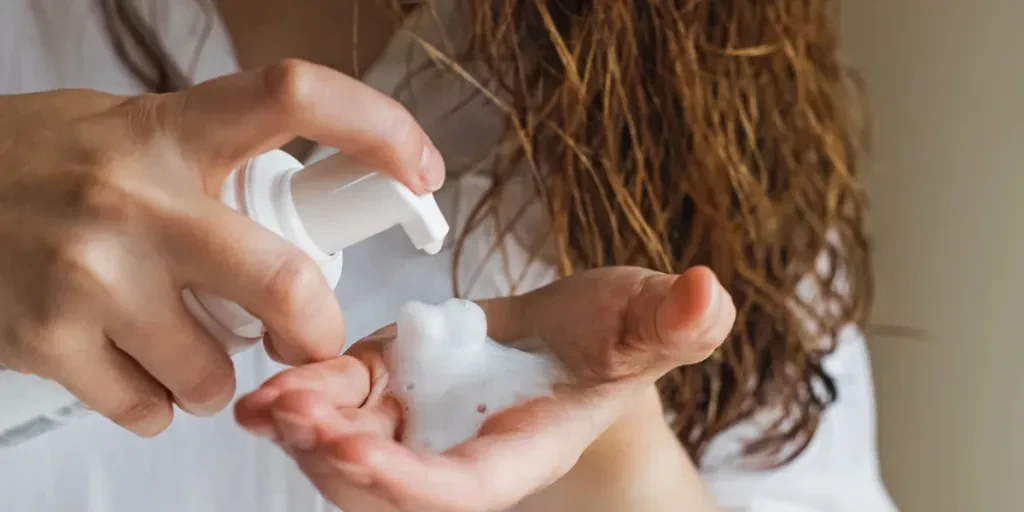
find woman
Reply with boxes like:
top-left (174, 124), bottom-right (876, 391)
top-left (0, 1), bottom-right (894, 511)
top-left (231, 2), bottom-right (893, 510)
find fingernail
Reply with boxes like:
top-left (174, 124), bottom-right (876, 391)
top-left (700, 280), bottom-right (724, 333)
top-left (273, 412), bottom-right (316, 451)
top-left (328, 458), bottom-right (374, 486)
top-left (420, 140), bottom-right (445, 192)
top-left (176, 395), bottom-right (222, 418)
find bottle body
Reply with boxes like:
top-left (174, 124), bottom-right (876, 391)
top-left (0, 368), bottom-right (91, 447)
top-left (182, 150), bottom-right (345, 354)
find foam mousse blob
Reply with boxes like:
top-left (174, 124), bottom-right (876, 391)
top-left (385, 299), bottom-right (568, 452)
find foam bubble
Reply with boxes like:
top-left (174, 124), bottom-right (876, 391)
top-left (385, 299), bottom-right (568, 452)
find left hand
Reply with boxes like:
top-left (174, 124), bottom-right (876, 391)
top-left (235, 266), bottom-right (735, 512)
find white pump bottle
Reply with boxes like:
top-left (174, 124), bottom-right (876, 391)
top-left (0, 149), bottom-right (450, 448)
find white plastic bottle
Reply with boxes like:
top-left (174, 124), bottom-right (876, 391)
top-left (0, 149), bottom-right (450, 448)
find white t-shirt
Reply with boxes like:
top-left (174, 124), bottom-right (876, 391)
top-left (0, 1), bottom-right (896, 511)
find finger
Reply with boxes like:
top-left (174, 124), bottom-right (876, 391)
top-left (167, 201), bottom-right (345, 365)
top-left (270, 391), bottom-right (402, 450)
top-left (107, 294), bottom-right (236, 417)
top-left (322, 383), bottom-right (639, 512)
top-left (262, 331), bottom-right (288, 365)
top-left (264, 355), bottom-right (372, 405)
top-left (40, 330), bottom-right (173, 437)
top-left (235, 355), bottom-right (372, 435)
top-left (625, 266), bottom-right (736, 369)
top-left (168, 59), bottom-right (445, 194)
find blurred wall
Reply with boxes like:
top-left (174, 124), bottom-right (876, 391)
top-left (842, 1), bottom-right (1024, 510)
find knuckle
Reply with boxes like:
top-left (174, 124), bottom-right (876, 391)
top-left (111, 394), bottom-right (172, 437)
top-left (262, 252), bottom-right (324, 319)
top-left (261, 59), bottom-right (317, 114)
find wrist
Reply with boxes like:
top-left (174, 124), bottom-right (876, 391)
top-left (577, 385), bottom-right (673, 469)
top-left (569, 385), bottom-right (722, 512)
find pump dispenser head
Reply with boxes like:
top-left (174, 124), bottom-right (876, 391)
top-left (185, 149), bottom-right (450, 354)
top-left (289, 153), bottom-right (449, 256)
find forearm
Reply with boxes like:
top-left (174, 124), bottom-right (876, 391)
top-left (517, 386), bottom-right (722, 512)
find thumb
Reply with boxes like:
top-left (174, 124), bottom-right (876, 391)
top-left (625, 266), bottom-right (735, 371)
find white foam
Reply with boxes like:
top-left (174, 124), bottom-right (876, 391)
top-left (385, 299), bottom-right (568, 452)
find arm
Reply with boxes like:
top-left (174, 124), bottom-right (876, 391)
top-left (520, 327), bottom-right (897, 512)
top-left (516, 385), bottom-right (721, 512)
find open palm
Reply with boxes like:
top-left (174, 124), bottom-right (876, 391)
top-left (235, 266), bottom-right (735, 512)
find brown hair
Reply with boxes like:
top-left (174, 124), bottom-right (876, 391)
top-left (102, 0), bottom-right (871, 467)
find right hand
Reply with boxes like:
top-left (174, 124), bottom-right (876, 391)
top-left (0, 59), bottom-right (445, 437)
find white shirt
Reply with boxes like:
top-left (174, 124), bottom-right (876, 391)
top-left (0, 1), bottom-right (896, 511)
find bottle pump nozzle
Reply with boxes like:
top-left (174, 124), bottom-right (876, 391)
top-left (185, 149), bottom-right (450, 352)
top-left (290, 153), bottom-right (448, 256)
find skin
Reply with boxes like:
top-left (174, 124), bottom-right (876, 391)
top-left (236, 266), bottom-right (733, 511)
top-left (0, 62), bottom-right (445, 434)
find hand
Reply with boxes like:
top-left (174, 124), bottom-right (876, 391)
top-left (235, 266), bottom-right (736, 512)
top-left (0, 59), bottom-right (445, 436)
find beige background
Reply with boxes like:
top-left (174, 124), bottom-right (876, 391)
top-left (842, 1), bottom-right (1023, 510)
